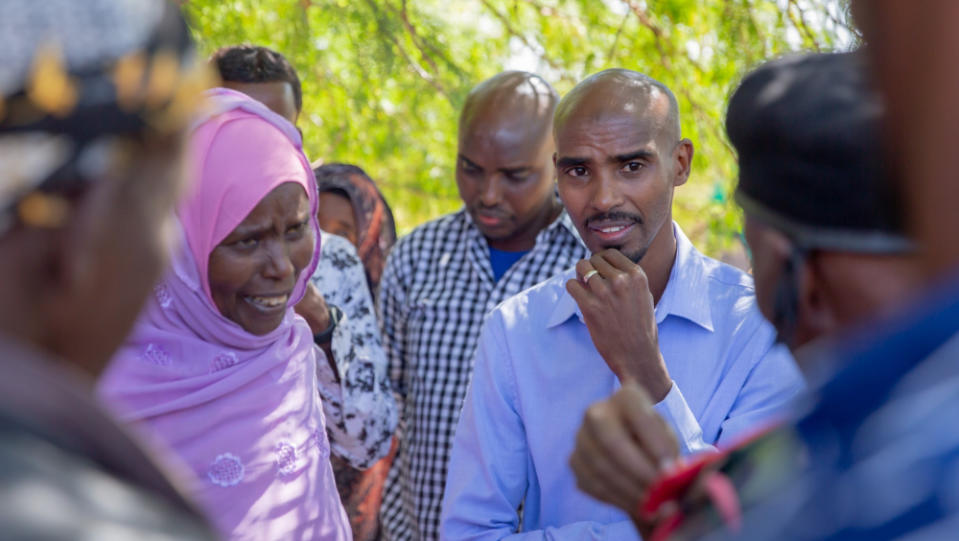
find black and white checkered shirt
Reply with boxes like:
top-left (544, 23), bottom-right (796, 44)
top-left (378, 208), bottom-right (588, 541)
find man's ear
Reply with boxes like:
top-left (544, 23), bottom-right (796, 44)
top-left (672, 138), bottom-right (694, 187)
top-left (795, 254), bottom-right (839, 346)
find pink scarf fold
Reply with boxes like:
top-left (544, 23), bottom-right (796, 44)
top-left (99, 88), bottom-right (351, 541)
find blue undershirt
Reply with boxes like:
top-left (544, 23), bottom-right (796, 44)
top-left (488, 246), bottom-right (530, 281)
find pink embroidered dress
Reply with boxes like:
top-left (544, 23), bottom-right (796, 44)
top-left (99, 89), bottom-right (351, 540)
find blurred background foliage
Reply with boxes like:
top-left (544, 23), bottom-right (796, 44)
top-left (183, 0), bottom-right (854, 257)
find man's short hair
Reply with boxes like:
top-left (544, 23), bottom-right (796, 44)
top-left (211, 45), bottom-right (302, 113)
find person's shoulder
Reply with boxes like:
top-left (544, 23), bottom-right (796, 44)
top-left (693, 250), bottom-right (761, 314)
top-left (386, 210), bottom-right (466, 266)
top-left (402, 210), bottom-right (466, 243)
top-left (388, 211), bottom-right (466, 259)
top-left (699, 251), bottom-right (756, 294)
top-left (691, 250), bottom-right (780, 350)
top-left (538, 210), bottom-right (588, 251)
top-left (488, 267), bottom-right (575, 331)
top-left (0, 428), bottom-right (216, 540)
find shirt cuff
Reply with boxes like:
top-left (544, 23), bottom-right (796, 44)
top-left (606, 519), bottom-right (644, 540)
top-left (652, 382), bottom-right (715, 456)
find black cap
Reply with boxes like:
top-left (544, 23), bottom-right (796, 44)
top-left (727, 51), bottom-right (911, 253)
top-left (0, 0), bottom-right (207, 234)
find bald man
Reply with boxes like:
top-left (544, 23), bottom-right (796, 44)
top-left (440, 69), bottom-right (803, 540)
top-left (379, 71), bottom-right (589, 540)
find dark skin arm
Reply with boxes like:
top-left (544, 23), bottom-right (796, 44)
top-left (294, 283), bottom-right (338, 380)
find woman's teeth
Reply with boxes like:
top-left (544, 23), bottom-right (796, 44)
top-left (245, 295), bottom-right (288, 308)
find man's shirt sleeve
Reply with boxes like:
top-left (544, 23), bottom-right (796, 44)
top-left (717, 339), bottom-right (803, 446)
top-left (440, 314), bottom-right (641, 541)
top-left (655, 318), bottom-right (804, 453)
top-left (653, 382), bottom-right (716, 455)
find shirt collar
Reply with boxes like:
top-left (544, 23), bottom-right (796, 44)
top-left (546, 222), bottom-right (715, 332)
top-left (462, 204), bottom-right (583, 285)
top-left (462, 203), bottom-right (580, 250)
top-left (657, 223), bottom-right (715, 332)
top-left (546, 268), bottom-right (582, 328)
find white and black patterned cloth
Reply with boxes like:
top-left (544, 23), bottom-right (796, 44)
top-left (378, 208), bottom-right (589, 540)
top-left (312, 231), bottom-right (397, 469)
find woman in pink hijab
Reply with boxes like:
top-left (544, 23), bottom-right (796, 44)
top-left (98, 89), bottom-right (351, 540)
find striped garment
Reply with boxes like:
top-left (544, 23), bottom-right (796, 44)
top-left (691, 277), bottom-right (959, 541)
top-left (378, 208), bottom-right (588, 540)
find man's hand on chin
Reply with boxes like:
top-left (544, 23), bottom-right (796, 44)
top-left (566, 249), bottom-right (672, 402)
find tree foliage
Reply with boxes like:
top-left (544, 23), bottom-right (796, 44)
top-left (183, 0), bottom-right (853, 255)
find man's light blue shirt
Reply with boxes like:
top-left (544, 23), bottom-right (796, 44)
top-left (440, 224), bottom-right (805, 540)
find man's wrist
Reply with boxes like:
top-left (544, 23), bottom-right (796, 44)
top-left (621, 356), bottom-right (672, 402)
top-left (648, 378), bottom-right (673, 404)
top-left (313, 304), bottom-right (343, 345)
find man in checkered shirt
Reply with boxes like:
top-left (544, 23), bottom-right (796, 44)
top-left (378, 71), bottom-right (589, 540)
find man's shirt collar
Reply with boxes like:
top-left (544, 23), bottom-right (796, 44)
top-left (462, 204), bottom-right (583, 286)
top-left (461, 204), bottom-right (580, 243)
top-left (546, 222), bottom-right (715, 332)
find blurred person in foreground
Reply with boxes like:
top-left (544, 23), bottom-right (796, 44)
top-left (379, 70), bottom-right (590, 540)
top-left (569, 52), bottom-right (931, 540)
top-left (441, 69), bottom-right (803, 540)
top-left (0, 0), bottom-right (215, 538)
top-left (314, 162), bottom-right (399, 541)
top-left (98, 88), bottom-right (351, 540)
top-left (212, 44), bottom-right (398, 541)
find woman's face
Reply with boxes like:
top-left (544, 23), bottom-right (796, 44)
top-left (318, 190), bottom-right (358, 247)
top-left (208, 182), bottom-right (314, 335)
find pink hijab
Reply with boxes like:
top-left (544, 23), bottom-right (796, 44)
top-left (98, 89), bottom-right (351, 541)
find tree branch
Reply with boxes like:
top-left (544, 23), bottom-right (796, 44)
top-left (479, 0), bottom-right (564, 72)
top-left (360, 0), bottom-right (454, 103)
top-left (787, 0), bottom-right (822, 51)
top-left (606, 12), bottom-right (632, 64)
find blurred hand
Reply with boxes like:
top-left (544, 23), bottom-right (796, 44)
top-left (569, 381), bottom-right (681, 534)
top-left (295, 283), bottom-right (331, 334)
top-left (295, 283), bottom-right (338, 377)
top-left (566, 249), bottom-right (672, 401)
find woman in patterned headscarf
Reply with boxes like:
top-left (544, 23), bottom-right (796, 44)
top-left (313, 163), bottom-right (397, 299)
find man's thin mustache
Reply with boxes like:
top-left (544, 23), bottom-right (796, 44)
top-left (585, 212), bottom-right (643, 226)
top-left (474, 205), bottom-right (510, 218)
